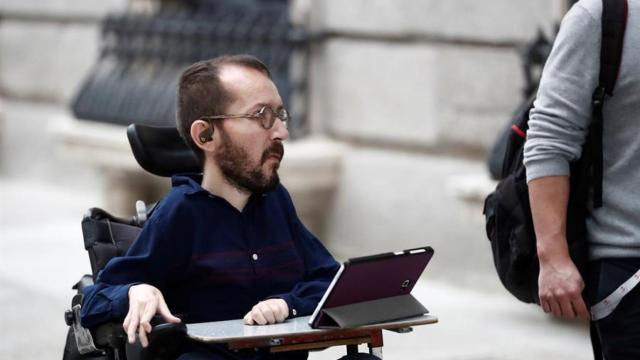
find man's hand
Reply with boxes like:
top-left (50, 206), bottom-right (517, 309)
top-left (123, 284), bottom-right (181, 347)
top-left (538, 252), bottom-right (590, 320)
top-left (243, 299), bottom-right (289, 325)
top-left (528, 176), bottom-right (590, 321)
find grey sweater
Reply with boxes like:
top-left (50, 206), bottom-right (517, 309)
top-left (523, 0), bottom-right (640, 260)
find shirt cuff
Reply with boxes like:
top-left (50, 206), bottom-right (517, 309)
top-left (108, 284), bottom-right (136, 319)
top-left (267, 294), bottom-right (298, 319)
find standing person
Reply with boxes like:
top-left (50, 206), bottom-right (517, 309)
top-left (80, 55), bottom-right (340, 359)
top-left (524, 0), bottom-right (640, 359)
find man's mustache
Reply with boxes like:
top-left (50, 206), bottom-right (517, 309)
top-left (262, 141), bottom-right (284, 163)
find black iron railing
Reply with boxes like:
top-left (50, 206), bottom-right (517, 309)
top-left (72, 0), bottom-right (309, 138)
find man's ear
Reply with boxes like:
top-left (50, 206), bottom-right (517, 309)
top-left (190, 120), bottom-right (214, 150)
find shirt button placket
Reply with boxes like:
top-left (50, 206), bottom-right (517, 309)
top-left (242, 211), bottom-right (259, 276)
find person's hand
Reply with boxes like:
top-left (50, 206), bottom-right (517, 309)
top-left (243, 299), bottom-right (289, 325)
top-left (538, 254), bottom-right (590, 321)
top-left (123, 284), bottom-right (181, 347)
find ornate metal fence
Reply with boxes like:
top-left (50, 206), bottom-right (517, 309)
top-left (72, 0), bottom-right (309, 138)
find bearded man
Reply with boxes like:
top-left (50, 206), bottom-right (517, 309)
top-left (80, 55), bottom-right (339, 360)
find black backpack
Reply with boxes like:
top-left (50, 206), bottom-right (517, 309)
top-left (483, 0), bottom-right (628, 305)
top-left (487, 31), bottom-right (553, 180)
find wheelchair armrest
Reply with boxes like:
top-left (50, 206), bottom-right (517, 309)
top-left (125, 319), bottom-right (187, 360)
top-left (85, 318), bottom-right (187, 360)
top-left (65, 291), bottom-right (186, 359)
top-left (150, 320), bottom-right (187, 338)
top-left (93, 322), bottom-right (127, 350)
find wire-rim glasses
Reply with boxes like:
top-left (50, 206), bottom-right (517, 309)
top-left (201, 106), bottom-right (289, 130)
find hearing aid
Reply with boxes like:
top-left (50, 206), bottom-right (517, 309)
top-left (199, 124), bottom-right (214, 143)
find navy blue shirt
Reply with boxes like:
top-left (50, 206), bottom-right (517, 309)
top-left (80, 174), bottom-right (339, 328)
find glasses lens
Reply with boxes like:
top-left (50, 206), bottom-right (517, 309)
top-left (264, 107), bottom-right (275, 129)
top-left (257, 107), bottom-right (289, 129)
top-left (278, 109), bottom-right (289, 122)
top-left (251, 107), bottom-right (269, 129)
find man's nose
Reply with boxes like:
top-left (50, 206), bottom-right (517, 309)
top-left (271, 118), bottom-right (289, 141)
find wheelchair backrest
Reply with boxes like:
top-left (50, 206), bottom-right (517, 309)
top-left (80, 124), bottom-right (195, 279)
top-left (81, 208), bottom-right (142, 279)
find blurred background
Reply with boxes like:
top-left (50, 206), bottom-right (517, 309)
top-left (0, 0), bottom-right (591, 359)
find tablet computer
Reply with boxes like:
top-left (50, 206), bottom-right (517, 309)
top-left (309, 246), bottom-right (434, 328)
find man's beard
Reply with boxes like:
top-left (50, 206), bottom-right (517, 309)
top-left (214, 128), bottom-right (284, 194)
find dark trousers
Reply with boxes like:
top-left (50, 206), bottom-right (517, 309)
top-left (587, 258), bottom-right (640, 360)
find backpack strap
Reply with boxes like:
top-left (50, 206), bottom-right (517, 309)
top-left (600, 0), bottom-right (628, 95)
top-left (590, 0), bottom-right (628, 208)
top-left (588, 4), bottom-right (628, 359)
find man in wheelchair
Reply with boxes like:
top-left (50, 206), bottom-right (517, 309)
top-left (78, 55), bottom-right (340, 359)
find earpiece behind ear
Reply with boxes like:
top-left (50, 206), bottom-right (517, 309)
top-left (199, 125), bottom-right (214, 143)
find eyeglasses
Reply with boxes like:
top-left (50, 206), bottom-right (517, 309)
top-left (201, 106), bottom-right (290, 130)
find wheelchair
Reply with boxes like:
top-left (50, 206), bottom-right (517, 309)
top-left (62, 124), bottom-right (198, 360)
top-left (62, 124), bottom-right (381, 360)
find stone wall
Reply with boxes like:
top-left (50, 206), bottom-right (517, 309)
top-left (302, 0), bottom-right (566, 290)
top-left (0, 0), bottom-right (127, 183)
top-left (0, 0), bottom-right (127, 103)
top-left (306, 0), bottom-right (562, 151)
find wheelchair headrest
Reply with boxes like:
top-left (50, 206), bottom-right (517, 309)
top-left (127, 124), bottom-right (200, 177)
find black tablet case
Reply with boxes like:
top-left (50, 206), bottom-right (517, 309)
top-left (311, 247), bottom-right (433, 329)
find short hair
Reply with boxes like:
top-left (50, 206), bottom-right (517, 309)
top-left (176, 55), bottom-right (272, 167)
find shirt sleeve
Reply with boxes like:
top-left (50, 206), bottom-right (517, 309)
top-left (80, 198), bottom-right (193, 328)
top-left (268, 188), bottom-right (340, 318)
top-left (523, 4), bottom-right (601, 183)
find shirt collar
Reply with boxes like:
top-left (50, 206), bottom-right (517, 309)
top-left (171, 173), bottom-right (270, 201)
top-left (171, 173), bottom-right (207, 195)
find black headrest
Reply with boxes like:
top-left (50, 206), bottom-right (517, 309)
top-left (127, 124), bottom-right (200, 177)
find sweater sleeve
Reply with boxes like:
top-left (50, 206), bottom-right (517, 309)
top-left (523, 4), bottom-right (601, 182)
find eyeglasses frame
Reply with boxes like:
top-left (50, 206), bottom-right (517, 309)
top-left (200, 105), bottom-right (289, 130)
